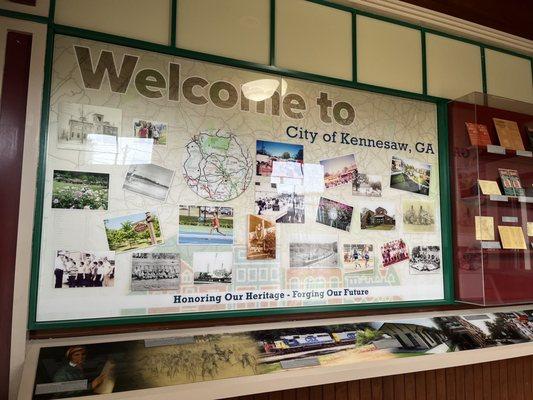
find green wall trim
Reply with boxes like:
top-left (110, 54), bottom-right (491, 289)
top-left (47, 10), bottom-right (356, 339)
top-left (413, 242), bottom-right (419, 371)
top-left (481, 47), bottom-right (488, 94)
top-left (170, 0), bottom-right (177, 47)
top-left (352, 12), bottom-right (357, 83)
top-left (421, 29), bottom-right (428, 95)
top-left (0, 7), bottom-right (48, 24)
top-left (437, 101), bottom-right (455, 302)
top-left (269, 0), bottom-right (276, 66)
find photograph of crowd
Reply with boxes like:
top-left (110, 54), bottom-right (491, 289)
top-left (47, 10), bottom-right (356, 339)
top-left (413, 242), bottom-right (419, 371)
top-left (403, 200), bottom-right (435, 232)
top-left (254, 179), bottom-right (305, 223)
top-left (290, 241), bottom-right (338, 268)
top-left (352, 173), bottom-right (382, 197)
top-left (410, 246), bottom-right (441, 274)
top-left (316, 197), bottom-right (353, 232)
top-left (123, 163), bottom-right (174, 202)
top-left (104, 211), bottom-right (163, 252)
top-left (57, 102), bottom-right (121, 153)
top-left (193, 251), bottom-right (232, 284)
top-left (247, 215), bottom-right (276, 260)
top-left (390, 156), bottom-right (431, 196)
top-left (256, 140), bottom-right (303, 176)
top-left (320, 154), bottom-right (357, 189)
top-left (360, 203), bottom-right (396, 230)
top-left (178, 206), bottom-right (234, 245)
top-left (133, 119), bottom-right (167, 145)
top-left (342, 244), bottom-right (374, 273)
top-left (54, 250), bottom-right (115, 288)
top-left (131, 252), bottom-right (180, 291)
top-left (380, 239), bottom-right (409, 267)
top-left (52, 170), bottom-right (109, 210)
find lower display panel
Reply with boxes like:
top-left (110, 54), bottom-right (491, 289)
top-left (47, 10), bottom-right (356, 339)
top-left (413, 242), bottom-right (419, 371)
top-left (26, 305), bottom-right (533, 399)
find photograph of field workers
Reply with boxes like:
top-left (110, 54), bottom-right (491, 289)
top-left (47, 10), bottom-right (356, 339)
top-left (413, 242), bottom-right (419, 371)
top-left (252, 318), bottom-right (450, 372)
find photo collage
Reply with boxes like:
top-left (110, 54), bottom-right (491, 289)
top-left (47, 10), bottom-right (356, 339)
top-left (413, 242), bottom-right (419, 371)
top-left (39, 35), bottom-right (443, 322)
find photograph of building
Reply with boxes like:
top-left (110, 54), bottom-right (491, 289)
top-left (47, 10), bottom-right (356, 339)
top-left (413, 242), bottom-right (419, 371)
top-left (390, 156), bottom-right (431, 196)
top-left (360, 203), bottom-right (396, 230)
top-left (57, 102), bottom-right (121, 152)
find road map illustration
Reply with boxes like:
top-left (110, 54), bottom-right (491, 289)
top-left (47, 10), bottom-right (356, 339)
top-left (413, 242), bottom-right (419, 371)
top-left (182, 130), bottom-right (253, 202)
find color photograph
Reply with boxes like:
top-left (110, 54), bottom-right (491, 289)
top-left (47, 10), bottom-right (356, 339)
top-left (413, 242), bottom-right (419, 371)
top-left (390, 156), bottom-right (431, 196)
top-left (122, 163), bottom-right (174, 202)
top-left (342, 244), bottom-right (374, 273)
top-left (409, 246), bottom-right (441, 274)
top-left (290, 241), bottom-right (338, 268)
top-left (131, 252), bottom-right (180, 291)
top-left (352, 173), bottom-right (382, 197)
top-left (52, 170), bottom-right (109, 210)
top-left (54, 250), bottom-right (115, 288)
top-left (57, 102), bottom-right (121, 153)
top-left (320, 154), bottom-right (357, 189)
top-left (193, 251), bottom-right (232, 284)
top-left (178, 206), bottom-right (234, 245)
top-left (133, 119), bottom-right (168, 145)
top-left (402, 200), bottom-right (435, 232)
top-left (380, 239), bottom-right (409, 267)
top-left (254, 179), bottom-right (305, 223)
top-left (247, 215), bottom-right (276, 260)
top-left (316, 197), bottom-right (353, 232)
top-left (104, 211), bottom-right (163, 253)
top-left (360, 203), bottom-right (396, 230)
top-left (256, 140), bottom-right (303, 176)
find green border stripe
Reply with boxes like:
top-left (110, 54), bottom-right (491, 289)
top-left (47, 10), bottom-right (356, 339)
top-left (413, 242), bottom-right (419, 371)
top-left (352, 12), bottom-right (357, 83)
top-left (437, 101), bottom-right (454, 301)
top-left (269, 0), bottom-right (276, 66)
top-left (28, 26), bottom-right (55, 328)
top-left (481, 47), bottom-right (487, 93)
top-left (0, 7), bottom-right (48, 24)
top-left (421, 29), bottom-right (427, 95)
top-left (171, 0), bottom-right (177, 47)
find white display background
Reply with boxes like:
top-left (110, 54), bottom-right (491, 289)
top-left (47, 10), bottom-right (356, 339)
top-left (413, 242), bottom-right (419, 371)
top-left (36, 35), bottom-right (443, 322)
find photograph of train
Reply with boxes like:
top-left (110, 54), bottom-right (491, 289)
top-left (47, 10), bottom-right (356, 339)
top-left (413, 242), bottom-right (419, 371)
top-left (252, 318), bottom-right (451, 372)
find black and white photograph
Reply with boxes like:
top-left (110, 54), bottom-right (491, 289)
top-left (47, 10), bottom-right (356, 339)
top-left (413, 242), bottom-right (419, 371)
top-left (131, 252), bottom-right (180, 291)
top-left (409, 246), bottom-right (441, 274)
top-left (352, 173), bottom-right (382, 197)
top-left (316, 197), bottom-right (353, 232)
top-left (360, 202), bottom-right (396, 230)
top-left (123, 163), bottom-right (174, 201)
top-left (254, 179), bottom-right (305, 223)
top-left (193, 251), bottom-right (232, 284)
top-left (54, 250), bottom-right (115, 288)
top-left (290, 241), bottom-right (339, 268)
top-left (403, 200), bottom-right (436, 232)
top-left (390, 156), bottom-right (431, 196)
top-left (57, 102), bottom-right (121, 153)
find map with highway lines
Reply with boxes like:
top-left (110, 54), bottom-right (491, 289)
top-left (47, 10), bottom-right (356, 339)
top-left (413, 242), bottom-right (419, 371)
top-left (182, 130), bottom-right (253, 202)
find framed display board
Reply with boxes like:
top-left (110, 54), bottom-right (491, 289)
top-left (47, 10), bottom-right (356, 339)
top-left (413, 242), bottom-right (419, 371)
top-left (29, 34), bottom-right (452, 329)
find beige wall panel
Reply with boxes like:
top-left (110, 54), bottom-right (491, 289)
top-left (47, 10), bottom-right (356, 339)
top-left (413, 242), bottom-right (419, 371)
top-left (485, 49), bottom-right (533, 103)
top-left (426, 34), bottom-right (483, 99)
top-left (55, 0), bottom-right (171, 45)
top-left (276, 0), bottom-right (352, 80)
top-left (0, 0), bottom-right (49, 16)
top-left (357, 15), bottom-right (422, 93)
top-left (177, 0), bottom-right (270, 64)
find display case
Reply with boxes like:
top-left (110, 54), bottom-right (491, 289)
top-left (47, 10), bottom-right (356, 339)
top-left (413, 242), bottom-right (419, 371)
top-left (449, 92), bottom-right (533, 305)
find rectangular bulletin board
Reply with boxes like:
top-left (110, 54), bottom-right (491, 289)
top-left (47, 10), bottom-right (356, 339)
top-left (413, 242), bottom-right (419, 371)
top-left (30, 34), bottom-right (451, 328)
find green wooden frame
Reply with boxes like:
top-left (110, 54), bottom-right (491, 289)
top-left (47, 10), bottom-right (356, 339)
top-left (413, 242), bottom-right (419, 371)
top-left (0, 0), bottom-right (530, 330)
